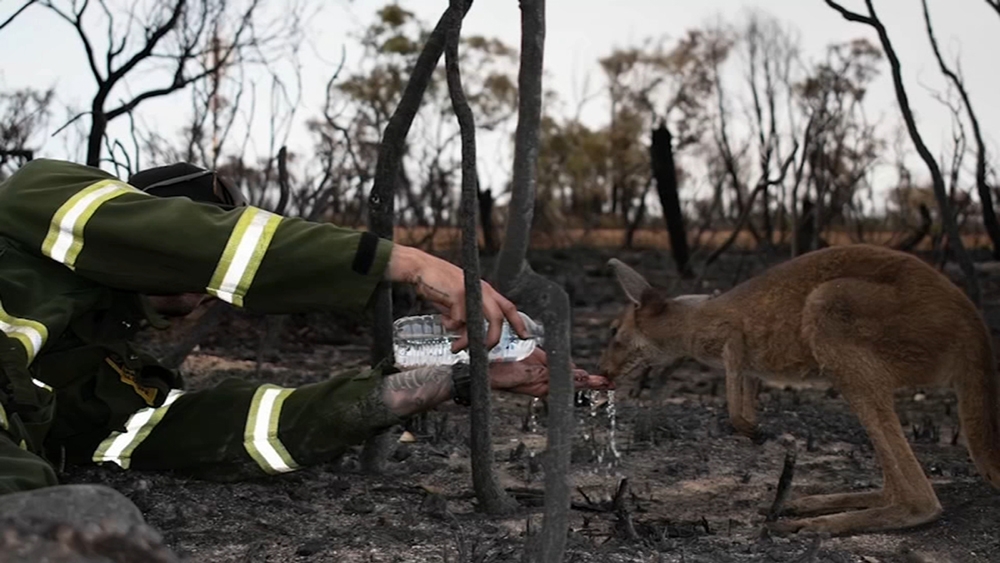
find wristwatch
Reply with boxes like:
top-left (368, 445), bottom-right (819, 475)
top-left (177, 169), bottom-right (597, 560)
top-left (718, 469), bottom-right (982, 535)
top-left (451, 363), bottom-right (472, 406)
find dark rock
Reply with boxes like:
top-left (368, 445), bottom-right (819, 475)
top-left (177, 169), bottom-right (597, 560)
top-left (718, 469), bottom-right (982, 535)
top-left (343, 494), bottom-right (375, 514)
top-left (0, 484), bottom-right (145, 529)
top-left (0, 514), bottom-right (179, 563)
top-left (296, 538), bottom-right (327, 557)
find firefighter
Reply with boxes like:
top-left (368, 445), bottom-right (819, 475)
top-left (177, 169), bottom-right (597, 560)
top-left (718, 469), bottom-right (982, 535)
top-left (0, 158), bottom-right (609, 526)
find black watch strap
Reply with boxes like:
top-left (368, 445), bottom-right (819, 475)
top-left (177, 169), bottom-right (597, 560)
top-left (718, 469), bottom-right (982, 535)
top-left (451, 363), bottom-right (471, 406)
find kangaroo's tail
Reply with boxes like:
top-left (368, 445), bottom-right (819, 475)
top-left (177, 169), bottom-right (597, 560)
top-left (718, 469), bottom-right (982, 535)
top-left (955, 329), bottom-right (1000, 489)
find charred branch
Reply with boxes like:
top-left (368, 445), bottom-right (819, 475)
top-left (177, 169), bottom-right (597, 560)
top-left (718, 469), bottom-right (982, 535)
top-left (0, 0), bottom-right (37, 33)
top-left (824, 0), bottom-right (980, 304)
top-left (0, 148), bottom-right (33, 160)
top-left (922, 0), bottom-right (1000, 259)
top-left (478, 187), bottom-right (498, 255)
top-left (766, 449), bottom-right (797, 522)
top-left (894, 204), bottom-right (933, 253)
top-left (42, 0), bottom-right (280, 167)
top-left (987, 0), bottom-right (1000, 19)
top-left (275, 145), bottom-right (290, 216)
top-left (445, 0), bottom-right (516, 515)
top-left (612, 478), bottom-right (640, 541)
top-left (362, 11), bottom-right (461, 470)
top-left (696, 138), bottom-right (798, 284)
top-left (367, 0), bottom-right (468, 366)
top-left (361, 1), bottom-right (467, 474)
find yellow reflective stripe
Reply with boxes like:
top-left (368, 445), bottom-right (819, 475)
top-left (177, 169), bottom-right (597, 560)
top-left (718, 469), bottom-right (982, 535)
top-left (41, 179), bottom-right (141, 269)
top-left (206, 207), bottom-right (282, 307)
top-left (0, 299), bottom-right (48, 364)
top-left (243, 384), bottom-right (298, 474)
top-left (92, 389), bottom-right (184, 469)
top-left (31, 378), bottom-right (52, 392)
top-left (0, 402), bottom-right (8, 431)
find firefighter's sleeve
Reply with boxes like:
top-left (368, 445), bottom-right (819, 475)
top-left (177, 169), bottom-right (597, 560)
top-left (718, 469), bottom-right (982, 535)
top-left (0, 159), bottom-right (393, 314)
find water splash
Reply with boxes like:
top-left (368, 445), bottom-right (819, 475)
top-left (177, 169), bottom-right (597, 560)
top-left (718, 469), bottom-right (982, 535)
top-left (606, 390), bottom-right (621, 462)
top-left (577, 389), bottom-right (621, 472)
top-left (527, 397), bottom-right (542, 433)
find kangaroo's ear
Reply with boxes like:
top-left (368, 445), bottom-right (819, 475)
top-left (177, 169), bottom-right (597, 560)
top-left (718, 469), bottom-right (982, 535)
top-left (607, 258), bottom-right (651, 306)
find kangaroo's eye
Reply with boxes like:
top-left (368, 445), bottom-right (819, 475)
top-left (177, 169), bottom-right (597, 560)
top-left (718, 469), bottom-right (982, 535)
top-left (609, 326), bottom-right (618, 338)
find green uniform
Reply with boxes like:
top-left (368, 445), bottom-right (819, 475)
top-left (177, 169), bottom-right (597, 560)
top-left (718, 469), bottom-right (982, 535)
top-left (0, 158), bottom-right (398, 494)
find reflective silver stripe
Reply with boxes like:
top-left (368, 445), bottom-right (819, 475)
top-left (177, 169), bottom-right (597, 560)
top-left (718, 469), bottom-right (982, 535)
top-left (243, 384), bottom-right (298, 474)
top-left (92, 389), bottom-right (185, 469)
top-left (31, 378), bottom-right (52, 392)
top-left (0, 402), bottom-right (8, 431)
top-left (41, 179), bottom-right (142, 269)
top-left (0, 299), bottom-right (48, 364)
top-left (206, 207), bottom-right (282, 307)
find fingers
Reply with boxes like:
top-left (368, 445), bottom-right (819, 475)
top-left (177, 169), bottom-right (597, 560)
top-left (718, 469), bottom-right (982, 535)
top-left (573, 372), bottom-right (614, 391)
top-left (485, 282), bottom-right (528, 338)
top-left (441, 315), bottom-right (464, 332)
top-left (482, 297), bottom-right (504, 350)
top-left (451, 331), bottom-right (469, 353)
top-left (448, 298), bottom-right (466, 329)
top-left (491, 362), bottom-right (614, 398)
top-left (447, 300), bottom-right (467, 352)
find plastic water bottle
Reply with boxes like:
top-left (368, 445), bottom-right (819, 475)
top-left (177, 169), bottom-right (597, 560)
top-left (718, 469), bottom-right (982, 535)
top-left (392, 311), bottom-right (544, 368)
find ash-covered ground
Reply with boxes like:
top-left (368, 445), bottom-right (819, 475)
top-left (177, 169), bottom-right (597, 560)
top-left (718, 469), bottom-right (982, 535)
top-left (9, 246), bottom-right (1000, 563)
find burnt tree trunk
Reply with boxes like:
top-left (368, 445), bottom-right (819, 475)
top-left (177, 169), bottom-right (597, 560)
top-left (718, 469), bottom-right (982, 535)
top-left (761, 186), bottom-right (773, 248)
top-left (650, 122), bottom-right (691, 277)
top-left (489, 0), bottom-right (576, 559)
top-left (445, 0), bottom-right (516, 515)
top-left (479, 187), bottom-right (499, 255)
top-left (796, 197), bottom-right (821, 253)
top-left (361, 2), bottom-right (467, 473)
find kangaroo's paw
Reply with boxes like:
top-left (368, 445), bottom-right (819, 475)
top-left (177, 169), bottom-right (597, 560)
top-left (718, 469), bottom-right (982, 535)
top-left (778, 491), bottom-right (885, 517)
top-left (729, 416), bottom-right (760, 440)
top-left (764, 503), bottom-right (942, 536)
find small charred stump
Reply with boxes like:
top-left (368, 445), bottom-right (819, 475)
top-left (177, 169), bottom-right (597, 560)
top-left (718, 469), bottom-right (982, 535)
top-left (766, 449), bottom-right (798, 522)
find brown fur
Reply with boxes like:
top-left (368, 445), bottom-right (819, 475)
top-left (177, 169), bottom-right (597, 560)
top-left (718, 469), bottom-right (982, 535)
top-left (599, 244), bottom-right (1000, 536)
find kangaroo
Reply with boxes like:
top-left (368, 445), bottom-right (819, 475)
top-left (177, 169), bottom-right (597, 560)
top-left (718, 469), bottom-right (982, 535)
top-left (598, 243), bottom-right (1000, 536)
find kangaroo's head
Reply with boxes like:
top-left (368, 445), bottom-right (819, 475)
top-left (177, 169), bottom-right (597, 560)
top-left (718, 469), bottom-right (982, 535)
top-left (598, 258), bottom-right (707, 388)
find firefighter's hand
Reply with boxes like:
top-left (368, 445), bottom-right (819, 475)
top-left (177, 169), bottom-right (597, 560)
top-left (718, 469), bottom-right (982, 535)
top-left (489, 349), bottom-right (614, 398)
top-left (387, 244), bottom-right (527, 351)
top-left (380, 350), bottom-right (615, 419)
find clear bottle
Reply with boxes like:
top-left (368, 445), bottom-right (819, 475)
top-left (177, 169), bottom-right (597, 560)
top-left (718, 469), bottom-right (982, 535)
top-left (392, 311), bottom-right (544, 368)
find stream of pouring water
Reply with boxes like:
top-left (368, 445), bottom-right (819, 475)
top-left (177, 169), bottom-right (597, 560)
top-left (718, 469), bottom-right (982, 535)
top-left (528, 397), bottom-right (542, 433)
top-left (524, 389), bottom-right (620, 473)
top-left (587, 389), bottom-right (621, 468)
top-left (606, 390), bottom-right (621, 462)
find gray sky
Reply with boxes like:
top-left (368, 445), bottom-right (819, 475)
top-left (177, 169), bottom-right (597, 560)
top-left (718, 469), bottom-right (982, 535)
top-left (1, 0), bottom-right (997, 207)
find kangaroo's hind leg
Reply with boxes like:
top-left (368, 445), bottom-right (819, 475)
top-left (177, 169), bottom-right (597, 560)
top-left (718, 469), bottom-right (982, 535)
top-left (769, 376), bottom-right (942, 534)
top-left (769, 279), bottom-right (942, 535)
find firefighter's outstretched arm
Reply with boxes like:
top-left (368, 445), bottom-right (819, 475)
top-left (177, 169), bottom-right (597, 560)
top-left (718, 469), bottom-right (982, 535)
top-left (0, 159), bottom-right (525, 349)
top-left (0, 159), bottom-right (391, 315)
